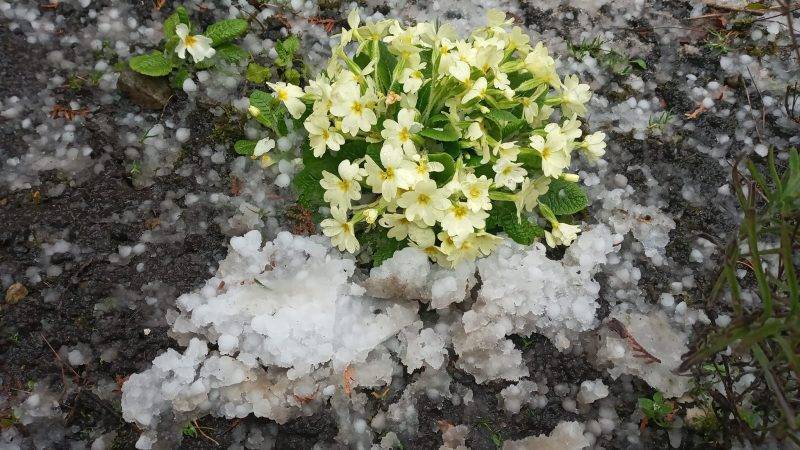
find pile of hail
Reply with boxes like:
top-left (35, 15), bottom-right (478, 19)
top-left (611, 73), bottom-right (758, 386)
top-left (260, 9), bottom-right (606, 267)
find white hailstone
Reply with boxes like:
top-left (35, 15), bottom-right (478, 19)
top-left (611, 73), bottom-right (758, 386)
top-left (754, 144), bottom-right (768, 157)
top-left (182, 78), bottom-right (197, 93)
top-left (274, 173), bottom-right (290, 187)
top-left (577, 379), bottom-right (609, 404)
top-left (175, 128), bottom-right (190, 143)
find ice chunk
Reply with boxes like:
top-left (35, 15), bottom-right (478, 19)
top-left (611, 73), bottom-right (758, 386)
top-left (595, 310), bottom-right (690, 397)
top-left (502, 421), bottom-right (590, 450)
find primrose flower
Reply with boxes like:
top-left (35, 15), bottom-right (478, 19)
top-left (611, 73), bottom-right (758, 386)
top-left (174, 24), bottom-right (215, 63)
top-left (380, 213), bottom-right (428, 242)
top-left (267, 82), bottom-right (306, 119)
top-left (251, 137), bottom-right (275, 167)
top-left (582, 131), bottom-right (607, 160)
top-left (545, 221), bottom-right (581, 247)
top-left (397, 179), bottom-right (451, 226)
top-left (448, 41), bottom-right (476, 82)
top-left (412, 155), bottom-right (445, 182)
top-left (446, 233), bottom-right (482, 267)
top-left (321, 206), bottom-right (359, 253)
top-left (525, 42), bottom-right (560, 87)
top-left (513, 176), bottom-right (551, 220)
top-left (492, 158), bottom-right (527, 190)
top-left (364, 152), bottom-right (416, 201)
top-left (560, 74), bottom-right (592, 117)
top-left (305, 114), bottom-right (345, 157)
top-left (320, 160), bottom-right (364, 210)
top-left (381, 108), bottom-right (423, 157)
top-left (460, 174), bottom-right (492, 212)
top-left (400, 62), bottom-right (427, 94)
top-left (530, 128), bottom-right (570, 178)
top-left (462, 77), bottom-right (488, 104)
top-left (330, 82), bottom-right (378, 136)
top-left (441, 202), bottom-right (489, 239)
top-left (306, 76), bottom-right (334, 114)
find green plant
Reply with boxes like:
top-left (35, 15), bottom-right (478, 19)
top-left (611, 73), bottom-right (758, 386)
top-left (647, 110), bottom-right (674, 132)
top-left (568, 37), bottom-right (647, 76)
top-left (181, 422), bottom-right (198, 438)
top-left (638, 392), bottom-right (676, 428)
top-left (128, 6), bottom-right (250, 87)
top-left (681, 148), bottom-right (800, 444)
top-left (274, 35), bottom-right (306, 84)
top-left (476, 418), bottom-right (503, 448)
top-left (247, 9), bottom-right (604, 267)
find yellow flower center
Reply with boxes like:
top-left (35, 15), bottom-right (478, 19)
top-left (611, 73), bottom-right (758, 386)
top-left (417, 193), bottom-right (430, 205)
top-left (416, 162), bottom-right (428, 174)
top-left (399, 127), bottom-right (410, 142)
top-left (502, 166), bottom-right (514, 176)
top-left (185, 35), bottom-right (197, 47)
top-left (338, 179), bottom-right (351, 191)
top-left (382, 167), bottom-right (395, 181)
top-left (341, 222), bottom-right (352, 233)
top-left (277, 89), bottom-right (289, 101)
top-left (468, 186), bottom-right (482, 198)
top-left (351, 101), bottom-right (363, 114)
top-left (322, 129), bottom-right (330, 140)
top-left (452, 204), bottom-right (468, 219)
top-left (541, 146), bottom-right (552, 159)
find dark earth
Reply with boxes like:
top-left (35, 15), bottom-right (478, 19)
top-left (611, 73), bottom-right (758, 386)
top-left (3, 0), bottom-right (788, 448)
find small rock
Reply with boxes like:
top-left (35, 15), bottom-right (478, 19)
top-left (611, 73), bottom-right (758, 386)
top-left (5, 282), bottom-right (28, 304)
top-left (117, 70), bottom-right (172, 110)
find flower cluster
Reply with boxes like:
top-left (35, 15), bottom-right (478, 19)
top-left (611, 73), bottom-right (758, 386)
top-left (267, 9), bottom-right (606, 267)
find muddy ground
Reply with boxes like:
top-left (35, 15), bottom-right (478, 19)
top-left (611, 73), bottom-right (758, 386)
top-left (1, 0), bottom-right (781, 448)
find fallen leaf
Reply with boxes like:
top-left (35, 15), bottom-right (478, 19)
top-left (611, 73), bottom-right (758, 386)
top-left (5, 283), bottom-right (28, 305)
top-left (343, 365), bottom-right (355, 396)
top-left (684, 104), bottom-right (708, 119)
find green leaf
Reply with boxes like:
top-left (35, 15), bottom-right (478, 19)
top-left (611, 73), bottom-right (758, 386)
top-left (234, 140), bottom-right (257, 156)
top-left (486, 109), bottom-right (517, 125)
top-left (630, 58), bottom-right (647, 70)
top-left (129, 52), bottom-right (173, 76)
top-left (205, 19), bottom-right (249, 46)
top-left (276, 36), bottom-right (300, 67)
top-left (428, 153), bottom-right (455, 185)
top-left (170, 67), bottom-right (190, 89)
top-left (376, 41), bottom-right (397, 94)
top-left (215, 43), bottom-right (250, 63)
top-left (249, 90), bottom-right (288, 135)
top-left (163, 7), bottom-right (187, 41)
top-left (416, 81), bottom-right (431, 113)
top-left (361, 226), bottom-right (407, 266)
top-left (486, 201), bottom-right (544, 245)
top-left (539, 179), bottom-right (589, 215)
top-left (366, 143), bottom-right (381, 165)
top-left (419, 124), bottom-right (459, 142)
top-left (502, 119), bottom-right (527, 139)
top-left (517, 150), bottom-right (542, 171)
top-left (246, 62), bottom-right (272, 84)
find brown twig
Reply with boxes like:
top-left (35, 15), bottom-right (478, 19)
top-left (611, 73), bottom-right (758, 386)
top-left (192, 419), bottom-right (220, 446)
top-left (607, 318), bottom-right (662, 364)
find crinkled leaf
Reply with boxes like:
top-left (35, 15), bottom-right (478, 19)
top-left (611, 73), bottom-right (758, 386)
top-left (419, 124), bottom-right (459, 142)
top-left (163, 7), bottom-right (190, 41)
top-left (275, 35), bottom-right (300, 67)
top-left (502, 119), bottom-right (527, 139)
top-left (486, 109), bottom-right (517, 125)
top-left (361, 226), bottom-right (407, 266)
top-left (215, 43), bottom-right (250, 63)
top-left (517, 150), bottom-right (542, 172)
top-left (249, 90), bottom-right (288, 135)
top-left (428, 152), bottom-right (455, 185)
top-left (416, 81), bottom-right (431, 113)
top-left (129, 52), bottom-right (173, 77)
top-left (246, 62), bottom-right (271, 84)
top-left (234, 140), bottom-right (257, 156)
top-left (539, 179), bottom-right (589, 215)
top-left (486, 201), bottom-right (544, 245)
top-left (205, 19), bottom-right (249, 46)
